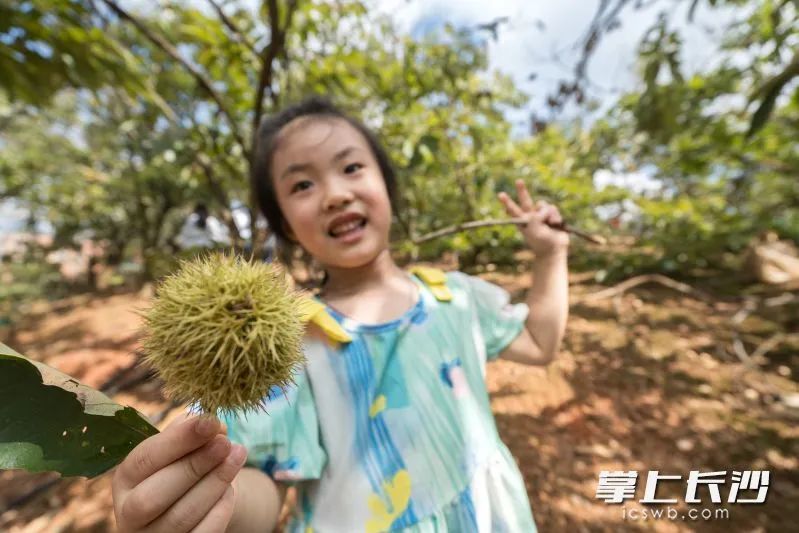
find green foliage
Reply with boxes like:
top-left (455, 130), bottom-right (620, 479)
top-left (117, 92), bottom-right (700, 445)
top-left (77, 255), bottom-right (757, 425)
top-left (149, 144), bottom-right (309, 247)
top-left (0, 1), bottom-right (167, 108)
top-left (0, 343), bottom-right (158, 478)
top-left (0, 246), bottom-right (67, 332)
top-left (0, 0), bottom-right (796, 283)
top-left (143, 247), bottom-right (212, 282)
top-left (0, 258), bottom-right (63, 304)
top-left (588, 0), bottom-right (799, 278)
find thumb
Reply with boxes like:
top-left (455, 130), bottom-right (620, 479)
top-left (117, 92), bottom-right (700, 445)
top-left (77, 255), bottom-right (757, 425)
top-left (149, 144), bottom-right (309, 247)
top-left (525, 207), bottom-right (549, 226)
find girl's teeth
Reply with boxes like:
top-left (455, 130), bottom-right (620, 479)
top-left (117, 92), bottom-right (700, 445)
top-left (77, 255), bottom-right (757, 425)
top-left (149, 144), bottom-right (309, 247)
top-left (332, 220), bottom-right (362, 236)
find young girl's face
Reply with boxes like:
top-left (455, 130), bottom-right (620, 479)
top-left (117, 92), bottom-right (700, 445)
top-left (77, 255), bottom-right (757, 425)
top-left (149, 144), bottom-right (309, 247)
top-left (270, 117), bottom-right (393, 269)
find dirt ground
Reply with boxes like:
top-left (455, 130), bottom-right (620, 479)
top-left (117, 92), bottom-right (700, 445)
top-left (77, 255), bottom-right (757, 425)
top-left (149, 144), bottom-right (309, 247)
top-left (1, 271), bottom-right (797, 532)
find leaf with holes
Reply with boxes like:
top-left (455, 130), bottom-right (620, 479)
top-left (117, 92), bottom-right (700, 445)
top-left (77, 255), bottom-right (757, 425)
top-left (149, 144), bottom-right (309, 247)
top-left (0, 342), bottom-right (159, 478)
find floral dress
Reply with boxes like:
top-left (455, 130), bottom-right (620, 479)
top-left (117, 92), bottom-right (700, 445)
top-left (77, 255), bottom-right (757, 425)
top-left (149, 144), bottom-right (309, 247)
top-left (222, 271), bottom-right (538, 532)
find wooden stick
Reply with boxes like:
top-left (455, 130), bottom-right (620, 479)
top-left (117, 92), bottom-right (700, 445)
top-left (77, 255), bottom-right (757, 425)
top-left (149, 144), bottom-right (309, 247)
top-left (546, 221), bottom-right (607, 246)
top-left (732, 335), bottom-right (753, 366)
top-left (750, 333), bottom-right (785, 361)
top-left (411, 217), bottom-right (606, 245)
top-left (575, 273), bottom-right (713, 303)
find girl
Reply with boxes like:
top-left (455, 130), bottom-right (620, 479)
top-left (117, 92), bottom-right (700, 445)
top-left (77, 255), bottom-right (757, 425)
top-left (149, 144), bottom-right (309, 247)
top-left (112, 97), bottom-right (569, 533)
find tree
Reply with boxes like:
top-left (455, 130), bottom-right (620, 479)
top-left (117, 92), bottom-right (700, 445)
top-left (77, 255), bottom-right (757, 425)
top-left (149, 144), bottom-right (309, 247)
top-left (3, 0), bottom-right (610, 274)
top-left (0, 0), bottom-right (170, 110)
top-left (549, 0), bottom-right (798, 136)
top-left (4, 0), bottom-right (792, 285)
top-left (586, 0), bottom-right (799, 277)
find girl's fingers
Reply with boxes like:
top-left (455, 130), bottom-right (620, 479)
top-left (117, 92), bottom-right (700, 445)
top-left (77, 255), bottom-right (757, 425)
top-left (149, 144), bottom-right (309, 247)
top-left (116, 416), bottom-right (222, 489)
top-left (147, 444), bottom-right (247, 533)
top-left (546, 205), bottom-right (563, 225)
top-left (500, 190), bottom-right (565, 230)
top-left (532, 201), bottom-right (561, 224)
top-left (190, 485), bottom-right (237, 533)
top-left (498, 192), bottom-right (524, 218)
top-left (528, 201), bottom-right (549, 223)
top-left (117, 435), bottom-right (232, 529)
top-left (515, 179), bottom-right (535, 211)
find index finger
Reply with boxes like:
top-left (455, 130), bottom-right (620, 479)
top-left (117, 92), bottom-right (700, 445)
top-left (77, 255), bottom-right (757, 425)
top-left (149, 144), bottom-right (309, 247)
top-left (515, 179), bottom-right (535, 211)
top-left (117, 415), bottom-right (222, 488)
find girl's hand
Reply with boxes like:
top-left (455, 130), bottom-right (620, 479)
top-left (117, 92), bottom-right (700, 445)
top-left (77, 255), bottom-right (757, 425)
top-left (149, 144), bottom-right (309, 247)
top-left (498, 179), bottom-right (570, 257)
top-left (112, 414), bottom-right (247, 533)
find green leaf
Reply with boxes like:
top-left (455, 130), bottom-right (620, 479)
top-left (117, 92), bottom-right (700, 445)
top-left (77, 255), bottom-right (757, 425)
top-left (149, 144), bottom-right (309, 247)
top-left (0, 342), bottom-right (159, 478)
top-left (747, 58), bottom-right (799, 138)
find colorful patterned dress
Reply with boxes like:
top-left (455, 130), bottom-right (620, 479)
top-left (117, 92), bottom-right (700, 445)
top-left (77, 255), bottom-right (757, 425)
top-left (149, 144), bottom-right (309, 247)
top-left (222, 271), bottom-right (538, 532)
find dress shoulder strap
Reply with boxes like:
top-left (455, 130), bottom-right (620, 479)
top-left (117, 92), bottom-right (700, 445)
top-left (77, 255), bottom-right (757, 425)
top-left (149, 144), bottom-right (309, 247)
top-left (298, 298), bottom-right (353, 343)
top-left (407, 266), bottom-right (453, 302)
top-left (297, 266), bottom-right (453, 343)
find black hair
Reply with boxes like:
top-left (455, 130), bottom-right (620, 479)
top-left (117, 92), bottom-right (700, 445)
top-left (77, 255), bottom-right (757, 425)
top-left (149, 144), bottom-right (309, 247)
top-left (194, 203), bottom-right (208, 229)
top-left (251, 96), bottom-right (398, 245)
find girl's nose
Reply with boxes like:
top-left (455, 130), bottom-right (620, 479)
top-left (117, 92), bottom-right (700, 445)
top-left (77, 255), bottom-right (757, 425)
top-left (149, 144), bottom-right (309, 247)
top-left (323, 182), bottom-right (355, 211)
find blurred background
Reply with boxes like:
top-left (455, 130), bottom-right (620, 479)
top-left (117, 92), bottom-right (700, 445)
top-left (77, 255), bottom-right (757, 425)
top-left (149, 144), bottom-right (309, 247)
top-left (1, 0), bottom-right (797, 531)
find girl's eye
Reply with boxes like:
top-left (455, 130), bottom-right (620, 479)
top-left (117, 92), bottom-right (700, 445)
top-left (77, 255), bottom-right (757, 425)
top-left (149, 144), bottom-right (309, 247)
top-left (290, 180), bottom-right (313, 194)
top-left (344, 163), bottom-right (363, 174)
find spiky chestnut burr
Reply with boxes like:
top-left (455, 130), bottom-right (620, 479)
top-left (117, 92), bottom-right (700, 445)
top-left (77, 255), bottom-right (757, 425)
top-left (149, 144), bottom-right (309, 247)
top-left (140, 253), bottom-right (306, 415)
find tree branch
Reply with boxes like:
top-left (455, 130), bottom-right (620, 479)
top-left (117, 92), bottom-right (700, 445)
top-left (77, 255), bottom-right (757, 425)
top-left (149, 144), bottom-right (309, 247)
top-left (150, 193), bottom-right (176, 250)
top-left (206, 0), bottom-right (258, 57)
top-left (750, 332), bottom-right (785, 361)
top-left (575, 0), bottom-right (632, 84)
top-left (411, 217), bottom-right (606, 245)
top-left (99, 0), bottom-right (249, 158)
top-left (251, 0), bottom-right (297, 142)
top-left (195, 153), bottom-right (243, 244)
top-left (576, 273), bottom-right (713, 303)
top-left (747, 50), bottom-right (799, 137)
top-left (249, 0), bottom-right (298, 255)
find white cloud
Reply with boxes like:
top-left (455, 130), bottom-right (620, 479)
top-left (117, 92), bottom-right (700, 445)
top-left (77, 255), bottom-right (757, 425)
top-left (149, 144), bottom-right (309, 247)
top-left (594, 168), bottom-right (661, 195)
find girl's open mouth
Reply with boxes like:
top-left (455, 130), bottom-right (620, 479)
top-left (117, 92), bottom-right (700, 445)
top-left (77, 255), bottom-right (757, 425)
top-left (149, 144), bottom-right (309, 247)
top-left (328, 216), bottom-right (367, 241)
